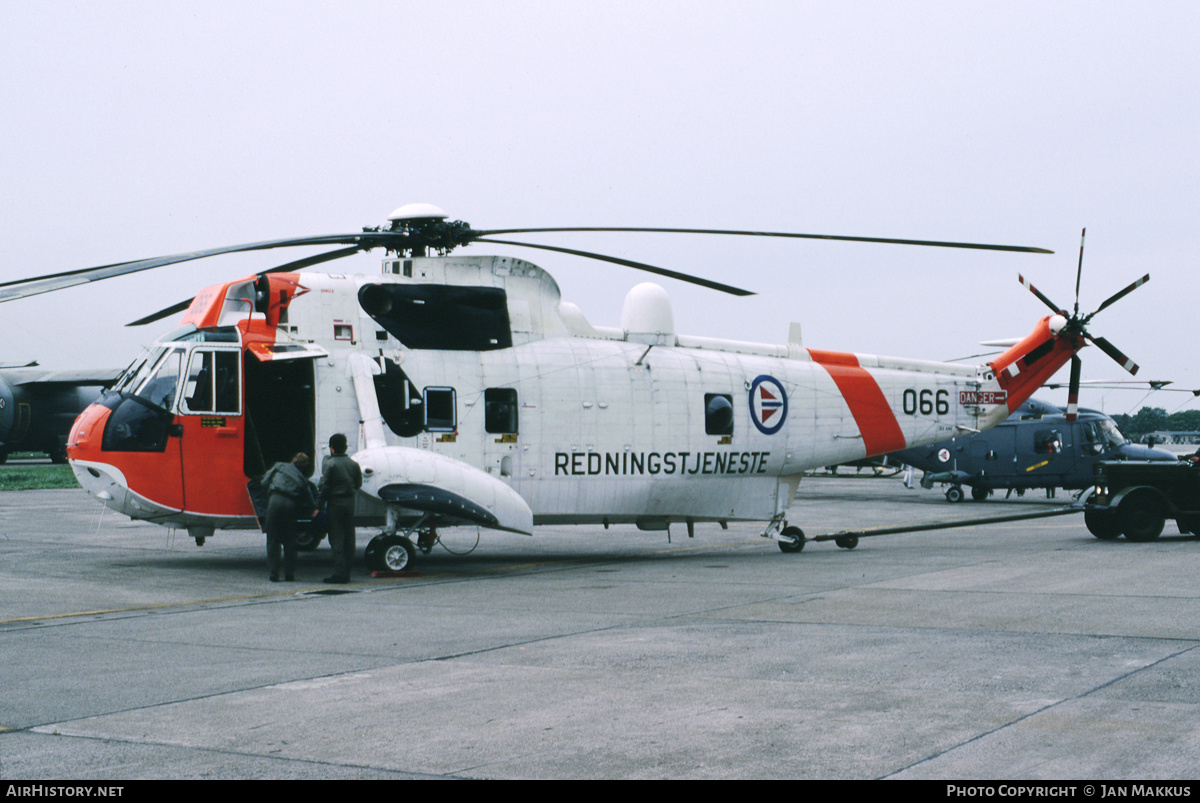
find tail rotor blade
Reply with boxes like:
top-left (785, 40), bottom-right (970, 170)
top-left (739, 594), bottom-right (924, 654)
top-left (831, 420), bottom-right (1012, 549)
top-left (1073, 228), bottom-right (1086, 316)
top-left (1019, 274), bottom-right (1066, 315)
top-left (1089, 273), bottom-right (1150, 319)
top-left (1065, 355), bottom-right (1082, 422)
top-left (1090, 335), bottom-right (1140, 375)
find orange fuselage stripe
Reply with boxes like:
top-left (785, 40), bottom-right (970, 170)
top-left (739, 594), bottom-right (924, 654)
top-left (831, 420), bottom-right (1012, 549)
top-left (809, 350), bottom-right (907, 455)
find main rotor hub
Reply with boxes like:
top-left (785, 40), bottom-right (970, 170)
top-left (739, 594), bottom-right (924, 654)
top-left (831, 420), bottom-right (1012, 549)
top-left (380, 203), bottom-right (473, 256)
top-left (387, 203), bottom-right (449, 224)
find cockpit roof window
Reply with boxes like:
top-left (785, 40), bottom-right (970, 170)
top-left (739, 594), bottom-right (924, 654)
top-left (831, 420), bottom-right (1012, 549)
top-left (158, 324), bottom-right (198, 343)
top-left (174, 326), bottom-right (239, 343)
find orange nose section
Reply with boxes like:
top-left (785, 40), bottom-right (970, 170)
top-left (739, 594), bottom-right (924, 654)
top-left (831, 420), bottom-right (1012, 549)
top-left (66, 402), bottom-right (111, 461)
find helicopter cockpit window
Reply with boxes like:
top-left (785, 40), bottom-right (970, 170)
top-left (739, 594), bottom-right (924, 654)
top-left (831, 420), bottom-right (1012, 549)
top-left (1081, 422), bottom-right (1104, 455)
top-left (485, 388), bottom-right (519, 434)
top-left (424, 387), bottom-right (457, 432)
top-left (1097, 419), bottom-right (1126, 449)
top-left (111, 348), bottom-right (160, 395)
top-left (1034, 428), bottom-right (1063, 455)
top-left (705, 393), bottom-right (734, 436)
top-left (100, 394), bottom-right (173, 453)
top-left (182, 350), bottom-right (240, 415)
top-left (135, 348), bottom-right (184, 409)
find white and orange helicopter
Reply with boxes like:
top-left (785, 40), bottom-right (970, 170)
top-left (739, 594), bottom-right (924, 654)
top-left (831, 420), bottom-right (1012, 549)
top-left (0, 207), bottom-right (1147, 570)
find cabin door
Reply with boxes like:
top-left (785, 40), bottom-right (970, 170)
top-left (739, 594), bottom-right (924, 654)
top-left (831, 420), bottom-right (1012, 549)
top-left (242, 351), bottom-right (318, 481)
top-left (177, 346), bottom-right (250, 515)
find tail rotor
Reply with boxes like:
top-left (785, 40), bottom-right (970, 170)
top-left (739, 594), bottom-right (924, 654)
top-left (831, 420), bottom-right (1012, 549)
top-left (1019, 228), bottom-right (1148, 421)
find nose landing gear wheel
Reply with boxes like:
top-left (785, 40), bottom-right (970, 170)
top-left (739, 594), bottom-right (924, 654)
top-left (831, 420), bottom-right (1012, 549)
top-left (778, 525), bottom-right (805, 553)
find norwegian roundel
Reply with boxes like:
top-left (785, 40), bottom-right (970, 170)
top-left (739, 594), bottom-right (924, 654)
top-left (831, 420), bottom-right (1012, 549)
top-left (748, 375), bottom-right (788, 435)
top-left (937, 448), bottom-right (951, 463)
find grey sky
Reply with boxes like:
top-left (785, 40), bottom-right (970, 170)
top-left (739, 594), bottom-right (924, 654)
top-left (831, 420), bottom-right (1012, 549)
top-left (2, 1), bottom-right (1196, 415)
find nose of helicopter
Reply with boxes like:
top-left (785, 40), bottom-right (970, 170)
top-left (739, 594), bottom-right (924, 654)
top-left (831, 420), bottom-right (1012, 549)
top-left (67, 402), bottom-right (132, 514)
top-left (70, 456), bottom-right (137, 513)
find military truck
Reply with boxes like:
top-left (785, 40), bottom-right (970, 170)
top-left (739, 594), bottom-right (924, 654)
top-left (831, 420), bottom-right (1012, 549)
top-left (1085, 458), bottom-right (1200, 541)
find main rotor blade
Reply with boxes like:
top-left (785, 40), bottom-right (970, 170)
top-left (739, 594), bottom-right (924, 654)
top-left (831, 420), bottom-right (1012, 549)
top-left (473, 237), bottom-right (755, 296)
top-left (125, 298), bottom-right (194, 328)
top-left (476, 227), bottom-right (1054, 254)
top-left (1088, 273), bottom-right (1150, 319)
top-left (1090, 335), bottom-right (1140, 375)
top-left (1019, 274), bottom-right (1066, 315)
top-left (125, 246), bottom-right (361, 327)
top-left (0, 234), bottom-right (402, 304)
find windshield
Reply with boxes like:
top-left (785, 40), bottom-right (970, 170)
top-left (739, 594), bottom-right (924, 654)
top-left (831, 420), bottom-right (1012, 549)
top-left (135, 348), bottom-right (184, 409)
top-left (108, 347), bottom-right (185, 409)
top-left (108, 326), bottom-right (238, 400)
top-left (111, 347), bottom-right (165, 395)
top-left (1097, 418), bottom-right (1127, 448)
top-left (1081, 419), bottom-right (1127, 455)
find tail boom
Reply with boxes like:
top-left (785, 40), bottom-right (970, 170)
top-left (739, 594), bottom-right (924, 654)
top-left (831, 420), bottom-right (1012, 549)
top-left (987, 315), bottom-right (1082, 414)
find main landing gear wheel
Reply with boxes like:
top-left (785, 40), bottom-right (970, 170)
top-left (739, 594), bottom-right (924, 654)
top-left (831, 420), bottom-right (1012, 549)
top-left (971, 486), bottom-right (990, 502)
top-left (945, 485), bottom-right (965, 503)
top-left (835, 536), bottom-right (859, 550)
top-left (778, 525), bottom-right (805, 553)
top-left (295, 530), bottom-right (325, 552)
top-left (364, 534), bottom-right (416, 571)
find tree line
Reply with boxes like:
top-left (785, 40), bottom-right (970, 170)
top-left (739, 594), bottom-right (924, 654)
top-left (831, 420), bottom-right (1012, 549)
top-left (1111, 407), bottom-right (1200, 439)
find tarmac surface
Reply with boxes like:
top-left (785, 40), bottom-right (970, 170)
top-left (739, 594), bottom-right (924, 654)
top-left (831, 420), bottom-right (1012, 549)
top-left (2, 477), bottom-right (1199, 780)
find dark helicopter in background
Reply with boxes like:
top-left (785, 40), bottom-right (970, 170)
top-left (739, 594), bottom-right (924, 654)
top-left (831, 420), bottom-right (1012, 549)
top-left (890, 397), bottom-right (1177, 502)
top-left (0, 366), bottom-right (118, 462)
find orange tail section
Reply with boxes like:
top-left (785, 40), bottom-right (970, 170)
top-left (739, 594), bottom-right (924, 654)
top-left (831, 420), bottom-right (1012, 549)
top-left (988, 316), bottom-right (1082, 414)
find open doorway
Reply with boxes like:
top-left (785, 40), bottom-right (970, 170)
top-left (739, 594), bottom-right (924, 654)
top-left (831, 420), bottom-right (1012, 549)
top-left (243, 355), bottom-right (316, 478)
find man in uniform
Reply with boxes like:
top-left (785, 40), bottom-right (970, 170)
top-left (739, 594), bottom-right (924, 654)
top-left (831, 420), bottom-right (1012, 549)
top-left (318, 433), bottom-right (362, 583)
top-left (262, 452), bottom-right (316, 582)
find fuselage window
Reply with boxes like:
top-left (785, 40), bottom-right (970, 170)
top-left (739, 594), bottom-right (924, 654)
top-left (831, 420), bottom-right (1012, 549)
top-left (424, 387), bottom-right (457, 432)
top-left (100, 395), bottom-right (173, 453)
top-left (705, 393), bottom-right (734, 436)
top-left (182, 350), bottom-right (241, 415)
top-left (359, 284), bottom-right (512, 351)
top-left (485, 388), bottom-right (519, 434)
top-left (1034, 429), bottom-right (1063, 454)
